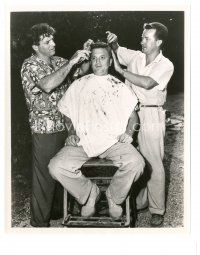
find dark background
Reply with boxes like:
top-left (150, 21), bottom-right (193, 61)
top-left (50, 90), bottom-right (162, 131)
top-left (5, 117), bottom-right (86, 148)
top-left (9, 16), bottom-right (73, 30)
top-left (10, 11), bottom-right (184, 196)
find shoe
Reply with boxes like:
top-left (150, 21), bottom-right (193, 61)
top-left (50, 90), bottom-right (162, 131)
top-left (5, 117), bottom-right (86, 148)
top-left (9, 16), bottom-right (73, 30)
top-left (81, 183), bottom-right (100, 217)
top-left (106, 189), bottom-right (122, 220)
top-left (150, 214), bottom-right (164, 227)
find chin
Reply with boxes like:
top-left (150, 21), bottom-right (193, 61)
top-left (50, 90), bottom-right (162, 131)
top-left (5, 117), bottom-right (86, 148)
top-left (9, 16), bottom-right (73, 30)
top-left (50, 50), bottom-right (55, 56)
top-left (93, 70), bottom-right (108, 76)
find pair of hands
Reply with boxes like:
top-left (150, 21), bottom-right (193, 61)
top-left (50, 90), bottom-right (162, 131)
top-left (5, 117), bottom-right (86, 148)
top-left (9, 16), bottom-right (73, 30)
top-left (69, 39), bottom-right (95, 67)
top-left (65, 133), bottom-right (133, 147)
top-left (83, 31), bottom-right (118, 49)
top-left (106, 31), bottom-right (124, 75)
top-left (69, 33), bottom-right (122, 74)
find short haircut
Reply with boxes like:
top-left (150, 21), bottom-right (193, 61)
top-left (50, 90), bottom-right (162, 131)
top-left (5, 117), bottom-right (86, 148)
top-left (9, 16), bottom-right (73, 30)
top-left (90, 41), bottom-right (112, 57)
top-left (28, 23), bottom-right (56, 46)
top-left (143, 22), bottom-right (168, 48)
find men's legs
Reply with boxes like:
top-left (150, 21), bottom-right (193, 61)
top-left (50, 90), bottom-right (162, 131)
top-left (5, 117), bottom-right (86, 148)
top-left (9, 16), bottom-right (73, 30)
top-left (31, 131), bottom-right (66, 227)
top-left (100, 142), bottom-right (145, 205)
top-left (49, 146), bottom-right (93, 205)
top-left (137, 108), bottom-right (166, 216)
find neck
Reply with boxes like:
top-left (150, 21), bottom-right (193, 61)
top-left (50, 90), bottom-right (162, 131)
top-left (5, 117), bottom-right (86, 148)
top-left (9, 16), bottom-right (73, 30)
top-left (36, 52), bottom-right (51, 65)
top-left (94, 73), bottom-right (109, 76)
top-left (145, 50), bottom-right (160, 66)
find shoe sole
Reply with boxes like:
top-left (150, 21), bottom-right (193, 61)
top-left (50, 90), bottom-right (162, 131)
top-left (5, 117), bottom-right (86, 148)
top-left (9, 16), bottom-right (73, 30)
top-left (150, 220), bottom-right (164, 227)
top-left (150, 222), bottom-right (163, 227)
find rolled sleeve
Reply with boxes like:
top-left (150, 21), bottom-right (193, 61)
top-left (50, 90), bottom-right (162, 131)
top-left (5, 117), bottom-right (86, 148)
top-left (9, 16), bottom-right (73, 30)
top-left (117, 46), bottom-right (139, 66)
top-left (150, 62), bottom-right (174, 91)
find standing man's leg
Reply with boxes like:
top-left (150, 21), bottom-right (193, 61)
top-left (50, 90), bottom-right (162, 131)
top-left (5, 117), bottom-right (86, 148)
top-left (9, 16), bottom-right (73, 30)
top-left (99, 142), bottom-right (145, 218)
top-left (137, 107), bottom-right (166, 226)
top-left (31, 131), bottom-right (66, 227)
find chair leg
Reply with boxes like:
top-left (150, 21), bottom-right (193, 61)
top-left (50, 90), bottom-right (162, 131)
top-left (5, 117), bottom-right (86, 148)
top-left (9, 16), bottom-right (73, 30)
top-left (129, 190), bottom-right (137, 228)
top-left (62, 189), bottom-right (68, 224)
top-left (125, 195), bottom-right (130, 226)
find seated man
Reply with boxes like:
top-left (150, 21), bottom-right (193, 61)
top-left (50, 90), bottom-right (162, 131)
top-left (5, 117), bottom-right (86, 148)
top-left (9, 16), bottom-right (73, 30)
top-left (48, 42), bottom-right (145, 220)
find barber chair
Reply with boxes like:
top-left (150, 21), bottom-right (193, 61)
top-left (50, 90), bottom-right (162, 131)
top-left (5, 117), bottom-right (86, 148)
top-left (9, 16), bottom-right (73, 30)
top-left (62, 158), bottom-right (136, 228)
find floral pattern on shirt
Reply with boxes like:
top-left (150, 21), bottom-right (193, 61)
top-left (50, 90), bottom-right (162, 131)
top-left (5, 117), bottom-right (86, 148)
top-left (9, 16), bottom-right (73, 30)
top-left (21, 54), bottom-right (70, 134)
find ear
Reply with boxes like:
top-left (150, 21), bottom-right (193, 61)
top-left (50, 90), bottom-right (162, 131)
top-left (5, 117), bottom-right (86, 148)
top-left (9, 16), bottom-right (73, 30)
top-left (32, 45), bottom-right (38, 52)
top-left (156, 39), bottom-right (162, 48)
top-left (109, 58), bottom-right (113, 66)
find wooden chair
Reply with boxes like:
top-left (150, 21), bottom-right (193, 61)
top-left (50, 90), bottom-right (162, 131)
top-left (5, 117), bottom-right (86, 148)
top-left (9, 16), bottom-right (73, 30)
top-left (62, 158), bottom-right (136, 227)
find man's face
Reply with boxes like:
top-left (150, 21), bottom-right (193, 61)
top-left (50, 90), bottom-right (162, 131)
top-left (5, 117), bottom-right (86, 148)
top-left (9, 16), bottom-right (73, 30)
top-left (90, 48), bottom-right (112, 76)
top-left (141, 29), bottom-right (160, 55)
top-left (33, 34), bottom-right (56, 58)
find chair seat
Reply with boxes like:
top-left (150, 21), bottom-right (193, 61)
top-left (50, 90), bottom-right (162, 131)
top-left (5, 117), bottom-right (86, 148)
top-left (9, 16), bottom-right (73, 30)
top-left (83, 158), bottom-right (114, 167)
top-left (82, 158), bottom-right (116, 178)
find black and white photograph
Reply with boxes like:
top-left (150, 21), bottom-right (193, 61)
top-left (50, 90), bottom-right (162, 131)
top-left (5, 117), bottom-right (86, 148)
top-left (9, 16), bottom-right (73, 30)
top-left (9, 9), bottom-right (186, 230)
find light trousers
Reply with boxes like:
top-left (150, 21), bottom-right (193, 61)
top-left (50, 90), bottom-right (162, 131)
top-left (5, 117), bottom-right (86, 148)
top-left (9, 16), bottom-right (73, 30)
top-left (49, 142), bottom-right (145, 205)
top-left (136, 107), bottom-right (166, 215)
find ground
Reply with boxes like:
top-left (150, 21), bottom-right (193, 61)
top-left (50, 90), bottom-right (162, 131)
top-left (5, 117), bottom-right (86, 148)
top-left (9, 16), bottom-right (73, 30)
top-left (11, 93), bottom-right (184, 228)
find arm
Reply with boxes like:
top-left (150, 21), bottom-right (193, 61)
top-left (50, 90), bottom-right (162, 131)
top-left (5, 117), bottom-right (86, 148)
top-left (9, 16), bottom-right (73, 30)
top-left (120, 70), bottom-right (158, 90)
top-left (64, 116), bottom-right (80, 146)
top-left (37, 50), bottom-right (90, 93)
top-left (125, 110), bottom-right (139, 138)
top-left (112, 51), bottom-right (158, 90)
top-left (64, 116), bottom-right (76, 136)
top-left (118, 110), bottom-right (139, 144)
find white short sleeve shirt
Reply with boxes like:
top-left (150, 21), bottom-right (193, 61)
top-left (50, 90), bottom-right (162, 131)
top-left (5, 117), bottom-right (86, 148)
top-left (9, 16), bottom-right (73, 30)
top-left (117, 46), bottom-right (174, 105)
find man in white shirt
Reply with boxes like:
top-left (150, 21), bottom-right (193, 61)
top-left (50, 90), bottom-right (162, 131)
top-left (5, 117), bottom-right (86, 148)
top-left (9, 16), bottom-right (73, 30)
top-left (48, 42), bottom-right (145, 220)
top-left (107, 22), bottom-right (174, 227)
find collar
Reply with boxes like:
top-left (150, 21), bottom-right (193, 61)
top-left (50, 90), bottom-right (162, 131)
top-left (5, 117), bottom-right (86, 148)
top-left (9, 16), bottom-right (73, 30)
top-left (31, 54), bottom-right (54, 66)
top-left (151, 50), bottom-right (163, 63)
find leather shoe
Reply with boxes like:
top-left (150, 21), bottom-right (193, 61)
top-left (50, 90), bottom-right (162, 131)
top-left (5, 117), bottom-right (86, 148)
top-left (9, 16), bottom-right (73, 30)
top-left (81, 183), bottom-right (100, 217)
top-left (106, 189), bottom-right (122, 220)
top-left (150, 214), bottom-right (164, 227)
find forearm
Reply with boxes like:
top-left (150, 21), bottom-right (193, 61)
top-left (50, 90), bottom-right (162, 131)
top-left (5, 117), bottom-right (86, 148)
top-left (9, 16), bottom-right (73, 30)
top-left (120, 69), bottom-right (157, 90)
top-left (64, 116), bottom-right (76, 136)
top-left (111, 42), bottom-right (119, 53)
top-left (38, 60), bottom-right (74, 93)
top-left (126, 111), bottom-right (139, 137)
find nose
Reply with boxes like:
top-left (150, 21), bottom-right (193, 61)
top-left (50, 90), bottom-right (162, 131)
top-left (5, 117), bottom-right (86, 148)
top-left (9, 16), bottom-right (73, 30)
top-left (141, 37), bottom-right (146, 45)
top-left (95, 58), bottom-right (101, 65)
top-left (51, 40), bottom-right (56, 47)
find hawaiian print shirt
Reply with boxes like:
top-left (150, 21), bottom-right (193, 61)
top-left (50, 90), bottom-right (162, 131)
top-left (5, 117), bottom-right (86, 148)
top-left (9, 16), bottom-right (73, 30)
top-left (21, 54), bottom-right (70, 134)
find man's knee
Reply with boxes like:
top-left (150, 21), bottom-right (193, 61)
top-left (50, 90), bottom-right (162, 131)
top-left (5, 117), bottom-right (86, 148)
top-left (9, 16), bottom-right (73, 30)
top-left (127, 150), bottom-right (145, 174)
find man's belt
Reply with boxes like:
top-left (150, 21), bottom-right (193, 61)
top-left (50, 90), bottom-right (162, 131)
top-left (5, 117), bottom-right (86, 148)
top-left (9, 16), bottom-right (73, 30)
top-left (140, 105), bottom-right (163, 107)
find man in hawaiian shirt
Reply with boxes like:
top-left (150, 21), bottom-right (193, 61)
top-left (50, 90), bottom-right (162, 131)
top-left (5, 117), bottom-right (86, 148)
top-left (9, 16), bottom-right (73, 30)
top-left (49, 42), bottom-right (145, 220)
top-left (21, 23), bottom-right (90, 227)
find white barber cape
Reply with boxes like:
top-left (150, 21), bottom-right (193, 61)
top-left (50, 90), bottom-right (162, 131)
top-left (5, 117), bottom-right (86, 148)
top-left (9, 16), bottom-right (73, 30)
top-left (58, 74), bottom-right (138, 157)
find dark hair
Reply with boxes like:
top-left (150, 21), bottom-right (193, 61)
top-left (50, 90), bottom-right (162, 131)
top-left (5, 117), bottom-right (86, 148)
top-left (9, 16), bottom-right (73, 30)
top-left (90, 41), bottom-right (112, 57)
top-left (27, 23), bottom-right (56, 46)
top-left (143, 22), bottom-right (168, 48)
